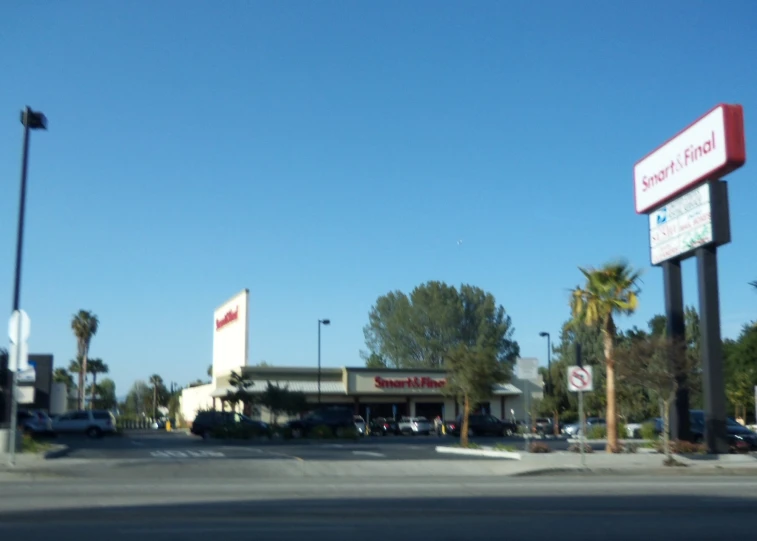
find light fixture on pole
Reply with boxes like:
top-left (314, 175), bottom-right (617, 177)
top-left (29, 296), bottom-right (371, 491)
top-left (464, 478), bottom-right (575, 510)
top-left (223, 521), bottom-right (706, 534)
top-left (539, 332), bottom-right (551, 394)
top-left (317, 319), bottom-right (330, 405)
top-left (5, 107), bottom-right (47, 465)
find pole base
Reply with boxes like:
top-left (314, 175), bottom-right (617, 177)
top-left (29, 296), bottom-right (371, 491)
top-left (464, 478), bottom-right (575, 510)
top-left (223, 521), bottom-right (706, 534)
top-left (0, 428), bottom-right (21, 454)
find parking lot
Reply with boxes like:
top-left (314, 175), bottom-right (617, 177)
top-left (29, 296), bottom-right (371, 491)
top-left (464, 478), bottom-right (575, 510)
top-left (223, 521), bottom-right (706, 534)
top-left (47, 430), bottom-right (585, 462)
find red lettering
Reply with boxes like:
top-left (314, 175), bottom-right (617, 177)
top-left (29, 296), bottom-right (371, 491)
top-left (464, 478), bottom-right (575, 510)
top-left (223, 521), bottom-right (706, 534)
top-left (374, 375), bottom-right (446, 389)
top-left (215, 306), bottom-right (240, 331)
top-left (642, 131), bottom-right (717, 193)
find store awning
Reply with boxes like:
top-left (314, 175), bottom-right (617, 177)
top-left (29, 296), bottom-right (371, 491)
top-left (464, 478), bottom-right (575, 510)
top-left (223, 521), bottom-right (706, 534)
top-left (211, 380), bottom-right (347, 398)
top-left (491, 383), bottom-right (522, 395)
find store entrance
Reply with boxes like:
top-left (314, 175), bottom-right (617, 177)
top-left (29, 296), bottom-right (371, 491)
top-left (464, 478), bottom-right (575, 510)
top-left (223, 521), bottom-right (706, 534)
top-left (415, 402), bottom-right (444, 421)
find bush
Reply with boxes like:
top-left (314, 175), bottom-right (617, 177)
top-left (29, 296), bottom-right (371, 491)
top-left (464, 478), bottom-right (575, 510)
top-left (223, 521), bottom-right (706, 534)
top-left (309, 424), bottom-right (335, 439)
top-left (336, 426), bottom-right (360, 440)
top-left (568, 443), bottom-right (594, 454)
top-left (620, 442), bottom-right (639, 454)
top-left (667, 440), bottom-right (707, 455)
top-left (639, 422), bottom-right (658, 441)
top-left (493, 443), bottom-right (517, 452)
top-left (586, 423), bottom-right (628, 440)
top-left (272, 426), bottom-right (293, 440)
top-left (529, 442), bottom-right (552, 453)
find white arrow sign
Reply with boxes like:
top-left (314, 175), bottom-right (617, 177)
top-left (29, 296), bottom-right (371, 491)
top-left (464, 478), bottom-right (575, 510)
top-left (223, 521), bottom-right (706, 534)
top-left (567, 365), bottom-right (593, 392)
top-left (8, 310), bottom-right (31, 344)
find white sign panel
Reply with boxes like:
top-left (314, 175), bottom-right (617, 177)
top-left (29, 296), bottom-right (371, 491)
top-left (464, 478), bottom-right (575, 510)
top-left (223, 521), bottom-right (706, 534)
top-left (8, 309), bottom-right (30, 343)
top-left (634, 105), bottom-right (727, 214)
top-left (515, 357), bottom-right (539, 380)
top-left (211, 289), bottom-right (250, 383)
top-left (8, 341), bottom-right (29, 372)
top-left (567, 366), bottom-right (593, 392)
top-left (648, 183), bottom-right (713, 265)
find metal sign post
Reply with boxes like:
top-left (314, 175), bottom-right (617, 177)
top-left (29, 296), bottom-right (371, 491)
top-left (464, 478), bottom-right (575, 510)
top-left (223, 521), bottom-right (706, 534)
top-left (567, 365), bottom-right (593, 469)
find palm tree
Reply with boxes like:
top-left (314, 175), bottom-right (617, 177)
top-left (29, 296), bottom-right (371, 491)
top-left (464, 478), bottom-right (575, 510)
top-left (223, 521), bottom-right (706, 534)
top-left (87, 359), bottom-right (109, 409)
top-left (71, 310), bottom-right (99, 410)
top-left (570, 260), bottom-right (641, 453)
top-left (149, 374), bottom-right (164, 418)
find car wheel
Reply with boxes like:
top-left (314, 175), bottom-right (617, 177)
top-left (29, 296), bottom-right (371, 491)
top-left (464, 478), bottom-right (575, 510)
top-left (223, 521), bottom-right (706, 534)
top-left (503, 428), bottom-right (513, 437)
top-left (86, 427), bottom-right (102, 439)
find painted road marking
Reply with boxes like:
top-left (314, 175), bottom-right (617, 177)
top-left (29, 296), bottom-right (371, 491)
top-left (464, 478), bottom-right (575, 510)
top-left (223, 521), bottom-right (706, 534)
top-left (352, 451), bottom-right (385, 457)
top-left (150, 450), bottom-right (225, 458)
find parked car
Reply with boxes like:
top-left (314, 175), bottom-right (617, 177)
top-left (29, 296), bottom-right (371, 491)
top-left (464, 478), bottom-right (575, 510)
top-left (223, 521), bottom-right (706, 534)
top-left (369, 417), bottom-right (400, 436)
top-left (51, 410), bottom-right (117, 438)
top-left (445, 414), bottom-right (517, 437)
top-left (190, 410), bottom-right (268, 439)
top-left (563, 417), bottom-right (605, 438)
top-left (285, 407), bottom-right (356, 438)
top-left (354, 415), bottom-right (367, 436)
top-left (398, 416), bottom-right (432, 435)
top-left (18, 409), bottom-right (54, 436)
top-left (534, 417), bottom-right (562, 435)
top-left (689, 410), bottom-right (757, 451)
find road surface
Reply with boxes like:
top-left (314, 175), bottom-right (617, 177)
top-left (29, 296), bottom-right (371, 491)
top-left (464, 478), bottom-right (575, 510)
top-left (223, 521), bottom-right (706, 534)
top-left (1, 475), bottom-right (755, 540)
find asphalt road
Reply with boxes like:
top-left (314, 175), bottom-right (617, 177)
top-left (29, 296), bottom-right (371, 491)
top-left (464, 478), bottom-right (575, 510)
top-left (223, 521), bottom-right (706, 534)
top-left (51, 430), bottom-right (584, 461)
top-left (1, 475), bottom-right (756, 540)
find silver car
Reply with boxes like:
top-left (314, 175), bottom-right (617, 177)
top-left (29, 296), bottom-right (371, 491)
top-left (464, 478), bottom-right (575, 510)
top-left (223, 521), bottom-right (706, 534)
top-left (18, 410), bottom-right (54, 435)
top-left (398, 416), bottom-right (432, 435)
top-left (354, 415), bottom-right (367, 436)
top-left (52, 410), bottom-right (117, 438)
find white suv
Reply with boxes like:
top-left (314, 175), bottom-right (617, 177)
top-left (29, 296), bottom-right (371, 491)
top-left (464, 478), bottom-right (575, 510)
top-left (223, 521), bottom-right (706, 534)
top-left (52, 410), bottom-right (117, 438)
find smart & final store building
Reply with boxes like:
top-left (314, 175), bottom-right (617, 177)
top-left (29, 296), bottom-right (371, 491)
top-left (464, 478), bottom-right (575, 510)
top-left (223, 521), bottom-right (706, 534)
top-left (178, 289), bottom-right (543, 424)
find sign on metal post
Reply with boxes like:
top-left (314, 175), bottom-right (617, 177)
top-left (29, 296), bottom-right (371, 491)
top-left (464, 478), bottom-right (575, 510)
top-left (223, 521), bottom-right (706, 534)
top-left (7, 309), bottom-right (31, 467)
top-left (567, 366), bottom-right (593, 393)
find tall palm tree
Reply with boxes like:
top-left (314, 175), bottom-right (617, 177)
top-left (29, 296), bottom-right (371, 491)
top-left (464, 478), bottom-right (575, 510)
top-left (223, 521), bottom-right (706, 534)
top-left (570, 260), bottom-right (641, 453)
top-left (87, 359), bottom-right (109, 409)
top-left (149, 374), bottom-right (164, 418)
top-left (71, 310), bottom-right (99, 410)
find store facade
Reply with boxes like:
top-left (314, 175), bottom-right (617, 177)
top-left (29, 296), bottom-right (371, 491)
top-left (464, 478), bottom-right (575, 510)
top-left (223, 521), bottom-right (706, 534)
top-left (206, 364), bottom-right (542, 424)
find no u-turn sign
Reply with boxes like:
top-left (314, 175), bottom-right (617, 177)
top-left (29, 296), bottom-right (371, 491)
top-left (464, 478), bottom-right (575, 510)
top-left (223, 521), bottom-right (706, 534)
top-left (567, 366), bottom-right (593, 392)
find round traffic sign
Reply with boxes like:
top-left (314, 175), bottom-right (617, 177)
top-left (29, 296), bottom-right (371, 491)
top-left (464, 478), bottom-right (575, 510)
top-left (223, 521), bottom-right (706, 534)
top-left (569, 367), bottom-right (591, 391)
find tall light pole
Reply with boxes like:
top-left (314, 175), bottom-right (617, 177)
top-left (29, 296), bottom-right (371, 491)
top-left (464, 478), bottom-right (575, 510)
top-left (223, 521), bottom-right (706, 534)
top-left (317, 319), bottom-right (330, 405)
top-left (5, 107), bottom-right (47, 464)
top-left (539, 332), bottom-right (551, 394)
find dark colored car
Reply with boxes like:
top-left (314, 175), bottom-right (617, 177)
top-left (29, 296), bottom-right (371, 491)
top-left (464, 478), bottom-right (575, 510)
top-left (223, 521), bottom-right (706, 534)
top-left (445, 414), bottom-right (517, 437)
top-left (191, 410), bottom-right (268, 439)
top-left (286, 407), bottom-right (355, 438)
top-left (689, 410), bottom-right (757, 451)
top-left (369, 417), bottom-right (400, 436)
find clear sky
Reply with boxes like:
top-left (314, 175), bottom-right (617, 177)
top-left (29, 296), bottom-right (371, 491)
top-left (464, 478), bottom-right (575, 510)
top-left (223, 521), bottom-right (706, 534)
top-left (1, 2), bottom-right (755, 395)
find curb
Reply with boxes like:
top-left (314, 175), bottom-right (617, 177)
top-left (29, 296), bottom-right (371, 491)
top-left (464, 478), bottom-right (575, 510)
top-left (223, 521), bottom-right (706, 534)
top-left (435, 446), bottom-right (521, 460)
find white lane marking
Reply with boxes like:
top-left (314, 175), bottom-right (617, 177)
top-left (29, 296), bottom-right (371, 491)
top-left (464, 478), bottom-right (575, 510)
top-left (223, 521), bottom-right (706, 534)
top-left (352, 451), bottom-right (385, 457)
top-left (150, 450), bottom-right (225, 458)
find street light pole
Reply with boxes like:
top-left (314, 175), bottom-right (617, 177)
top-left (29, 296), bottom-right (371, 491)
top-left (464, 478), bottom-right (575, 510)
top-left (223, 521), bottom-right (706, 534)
top-left (539, 332), bottom-right (551, 393)
top-left (5, 107), bottom-right (47, 464)
top-left (317, 319), bottom-right (330, 405)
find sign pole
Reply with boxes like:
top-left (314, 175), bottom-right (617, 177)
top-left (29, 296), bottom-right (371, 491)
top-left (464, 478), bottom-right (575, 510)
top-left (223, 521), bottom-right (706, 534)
top-left (662, 260), bottom-right (689, 441)
top-left (578, 389), bottom-right (585, 468)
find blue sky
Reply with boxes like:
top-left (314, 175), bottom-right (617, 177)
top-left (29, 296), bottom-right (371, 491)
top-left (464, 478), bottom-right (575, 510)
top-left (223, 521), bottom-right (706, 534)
top-left (1, 2), bottom-right (755, 394)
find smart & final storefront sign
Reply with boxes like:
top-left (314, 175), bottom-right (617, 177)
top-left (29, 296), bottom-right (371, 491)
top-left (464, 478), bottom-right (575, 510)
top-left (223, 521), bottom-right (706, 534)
top-left (374, 376), bottom-right (446, 390)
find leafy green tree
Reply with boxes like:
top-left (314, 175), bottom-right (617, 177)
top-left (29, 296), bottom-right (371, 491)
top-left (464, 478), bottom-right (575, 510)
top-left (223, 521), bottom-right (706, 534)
top-left (207, 364), bottom-right (213, 378)
top-left (570, 260), bottom-right (642, 452)
top-left (149, 374), bottom-right (164, 418)
top-left (444, 343), bottom-right (505, 447)
top-left (362, 281), bottom-right (519, 369)
top-left (71, 310), bottom-right (99, 410)
top-left (93, 378), bottom-right (117, 410)
top-left (125, 380), bottom-right (151, 416)
top-left (616, 335), bottom-right (694, 460)
top-left (724, 324), bottom-right (757, 420)
top-left (226, 370), bottom-right (255, 413)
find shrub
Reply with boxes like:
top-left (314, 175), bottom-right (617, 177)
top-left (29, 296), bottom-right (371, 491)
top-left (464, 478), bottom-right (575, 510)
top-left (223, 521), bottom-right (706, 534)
top-left (639, 422), bottom-right (658, 441)
top-left (309, 424), bottom-right (335, 439)
top-left (336, 426), bottom-right (360, 440)
top-left (657, 439), bottom-right (707, 455)
top-left (529, 442), bottom-right (552, 453)
top-left (273, 426), bottom-right (293, 440)
top-left (620, 442), bottom-right (639, 454)
top-left (493, 443), bottom-right (517, 452)
top-left (452, 442), bottom-right (481, 449)
top-left (586, 423), bottom-right (627, 440)
top-left (568, 443), bottom-right (594, 454)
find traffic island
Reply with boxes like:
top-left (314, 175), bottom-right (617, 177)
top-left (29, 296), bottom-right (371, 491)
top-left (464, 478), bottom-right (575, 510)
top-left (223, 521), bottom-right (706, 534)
top-left (435, 445), bottom-right (521, 459)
